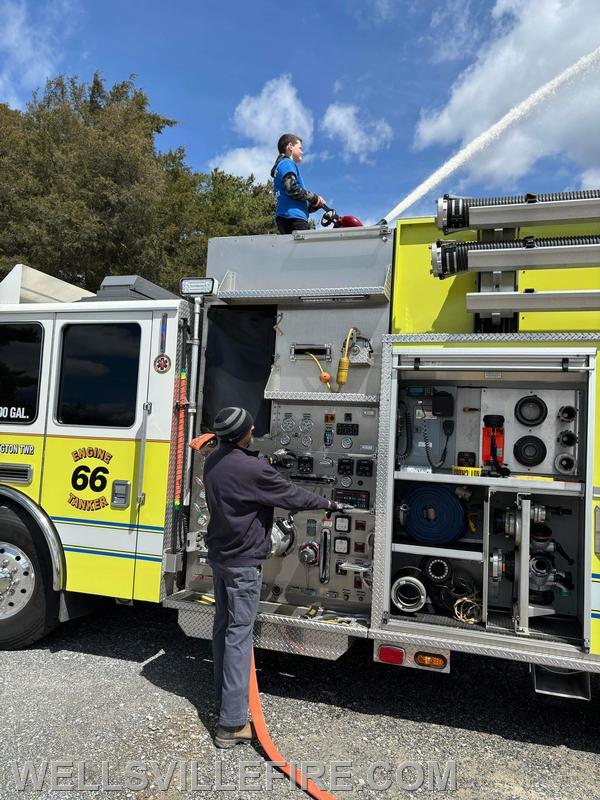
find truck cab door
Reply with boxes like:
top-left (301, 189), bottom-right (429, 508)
top-left (40, 311), bottom-right (154, 600)
top-left (0, 313), bottom-right (53, 503)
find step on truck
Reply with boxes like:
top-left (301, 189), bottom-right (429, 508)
top-left (0, 191), bottom-right (599, 700)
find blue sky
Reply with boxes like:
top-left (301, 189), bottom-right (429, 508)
top-left (1, 0), bottom-right (600, 224)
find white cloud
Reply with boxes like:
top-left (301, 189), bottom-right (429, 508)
top-left (368, 0), bottom-right (399, 22)
top-left (581, 168), bottom-right (600, 188)
top-left (210, 145), bottom-right (273, 182)
top-left (321, 103), bottom-right (393, 163)
top-left (232, 75), bottom-right (313, 147)
top-left (0, 0), bottom-right (74, 108)
top-left (209, 75), bottom-right (313, 182)
top-left (414, 0), bottom-right (600, 188)
top-left (351, 0), bottom-right (418, 25)
top-left (427, 0), bottom-right (482, 64)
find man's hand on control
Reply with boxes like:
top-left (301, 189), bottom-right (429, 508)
top-left (315, 195), bottom-right (326, 209)
top-left (328, 500), bottom-right (352, 512)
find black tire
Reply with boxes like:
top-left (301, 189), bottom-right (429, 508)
top-left (0, 505), bottom-right (59, 649)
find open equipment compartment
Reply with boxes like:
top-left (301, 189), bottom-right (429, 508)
top-left (178, 225), bottom-right (393, 656)
top-left (372, 345), bottom-right (594, 650)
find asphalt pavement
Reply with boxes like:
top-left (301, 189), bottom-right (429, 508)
top-left (1, 602), bottom-right (599, 799)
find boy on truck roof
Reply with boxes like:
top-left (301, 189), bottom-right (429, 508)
top-left (270, 133), bottom-right (325, 234)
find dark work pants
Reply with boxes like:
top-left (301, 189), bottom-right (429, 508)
top-left (209, 561), bottom-right (261, 727)
top-left (276, 216), bottom-right (310, 234)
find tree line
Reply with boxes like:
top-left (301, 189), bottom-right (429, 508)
top-left (0, 73), bottom-right (275, 293)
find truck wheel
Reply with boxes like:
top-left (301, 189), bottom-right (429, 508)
top-left (0, 506), bottom-right (59, 649)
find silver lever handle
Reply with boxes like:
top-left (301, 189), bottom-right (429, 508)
top-left (136, 402), bottom-right (152, 506)
top-left (319, 528), bottom-right (330, 584)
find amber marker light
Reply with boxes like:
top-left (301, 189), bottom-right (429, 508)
top-left (414, 652), bottom-right (447, 669)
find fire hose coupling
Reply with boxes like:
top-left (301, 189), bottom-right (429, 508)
top-left (422, 556), bottom-right (452, 586)
top-left (430, 241), bottom-right (469, 279)
top-left (435, 190), bottom-right (600, 233)
top-left (268, 511), bottom-right (296, 558)
top-left (390, 567), bottom-right (428, 614)
top-left (497, 503), bottom-right (572, 538)
top-left (490, 547), bottom-right (573, 596)
top-left (431, 234), bottom-right (600, 278)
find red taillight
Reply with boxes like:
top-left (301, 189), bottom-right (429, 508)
top-left (378, 645), bottom-right (405, 665)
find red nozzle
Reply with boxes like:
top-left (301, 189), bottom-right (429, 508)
top-left (334, 215), bottom-right (363, 228)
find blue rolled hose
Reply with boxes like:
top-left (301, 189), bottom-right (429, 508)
top-left (399, 485), bottom-right (465, 545)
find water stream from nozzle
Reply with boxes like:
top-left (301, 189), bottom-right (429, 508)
top-left (382, 45), bottom-right (600, 224)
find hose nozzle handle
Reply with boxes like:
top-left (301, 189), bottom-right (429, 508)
top-left (321, 206), bottom-right (338, 227)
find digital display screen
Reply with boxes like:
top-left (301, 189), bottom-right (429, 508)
top-left (336, 423), bottom-right (359, 436)
top-left (333, 489), bottom-right (370, 509)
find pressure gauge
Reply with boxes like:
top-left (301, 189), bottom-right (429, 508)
top-left (334, 515), bottom-right (351, 533)
top-left (299, 418), bottom-right (314, 432)
top-left (281, 417), bottom-right (295, 433)
top-left (301, 435), bottom-right (313, 448)
top-left (280, 434), bottom-right (291, 446)
top-left (340, 476), bottom-right (353, 488)
top-left (341, 436), bottom-right (353, 449)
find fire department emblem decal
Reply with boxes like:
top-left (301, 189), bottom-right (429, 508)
top-left (154, 354), bottom-right (171, 373)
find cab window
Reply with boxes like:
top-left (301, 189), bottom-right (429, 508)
top-left (57, 323), bottom-right (141, 427)
top-left (0, 322), bottom-right (43, 424)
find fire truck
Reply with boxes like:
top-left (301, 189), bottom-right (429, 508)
top-left (0, 191), bottom-right (599, 699)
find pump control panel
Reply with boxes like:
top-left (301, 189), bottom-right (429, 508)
top-left (255, 401), bottom-right (378, 609)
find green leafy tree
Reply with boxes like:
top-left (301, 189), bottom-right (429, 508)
top-left (0, 73), bottom-right (275, 293)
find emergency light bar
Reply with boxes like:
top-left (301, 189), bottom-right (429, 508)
top-left (431, 235), bottom-right (600, 279)
top-left (436, 190), bottom-right (600, 233)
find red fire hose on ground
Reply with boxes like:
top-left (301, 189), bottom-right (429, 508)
top-left (249, 649), bottom-right (337, 800)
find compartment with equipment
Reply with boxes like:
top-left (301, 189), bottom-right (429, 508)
top-left (189, 231), bottom-right (392, 625)
top-left (247, 295), bottom-right (387, 619)
top-left (395, 386), bottom-right (457, 471)
top-left (389, 551), bottom-right (483, 628)
top-left (389, 479), bottom-right (485, 628)
top-left (481, 388), bottom-right (582, 478)
top-left (487, 490), bottom-right (584, 643)
top-left (394, 361), bottom-right (588, 481)
top-left (383, 346), bottom-right (594, 647)
top-left (188, 231), bottom-right (390, 626)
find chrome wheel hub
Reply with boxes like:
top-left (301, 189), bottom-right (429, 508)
top-left (0, 542), bottom-right (35, 619)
